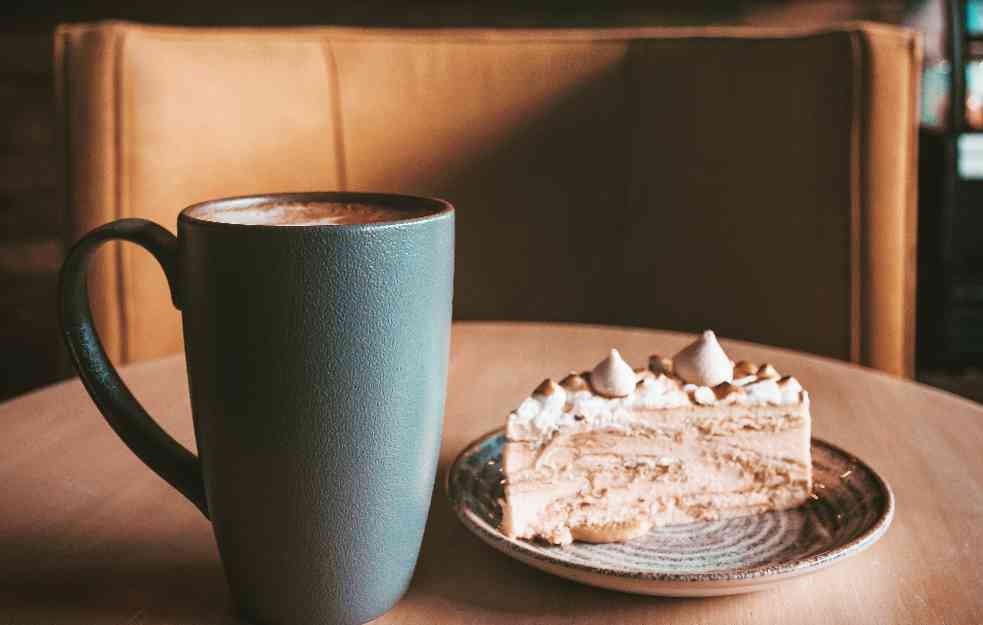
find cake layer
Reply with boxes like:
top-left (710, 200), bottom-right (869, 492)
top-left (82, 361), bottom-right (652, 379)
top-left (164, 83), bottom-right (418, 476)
top-left (503, 479), bottom-right (809, 545)
top-left (502, 406), bottom-right (811, 544)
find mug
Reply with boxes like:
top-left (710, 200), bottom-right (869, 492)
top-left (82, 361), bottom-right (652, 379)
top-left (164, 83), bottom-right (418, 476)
top-left (58, 192), bottom-right (455, 625)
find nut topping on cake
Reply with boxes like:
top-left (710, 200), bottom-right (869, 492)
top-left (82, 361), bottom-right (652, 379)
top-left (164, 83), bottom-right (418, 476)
top-left (649, 355), bottom-right (673, 375)
top-left (733, 360), bottom-right (758, 378)
top-left (757, 363), bottom-right (781, 380)
top-left (673, 330), bottom-right (734, 387)
top-left (533, 378), bottom-right (561, 397)
top-left (590, 349), bottom-right (637, 398)
top-left (559, 372), bottom-right (591, 392)
top-left (713, 382), bottom-right (742, 401)
top-left (523, 378), bottom-right (567, 420)
top-left (778, 375), bottom-right (798, 387)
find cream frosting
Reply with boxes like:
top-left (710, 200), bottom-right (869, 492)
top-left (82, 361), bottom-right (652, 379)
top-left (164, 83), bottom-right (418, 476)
top-left (507, 371), bottom-right (808, 440)
top-left (506, 337), bottom-right (808, 441)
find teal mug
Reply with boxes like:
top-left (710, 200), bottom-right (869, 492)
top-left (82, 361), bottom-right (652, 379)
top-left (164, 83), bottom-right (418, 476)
top-left (59, 192), bottom-right (455, 625)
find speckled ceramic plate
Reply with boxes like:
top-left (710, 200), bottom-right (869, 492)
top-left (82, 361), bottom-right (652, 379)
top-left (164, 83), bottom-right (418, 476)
top-left (446, 428), bottom-right (894, 597)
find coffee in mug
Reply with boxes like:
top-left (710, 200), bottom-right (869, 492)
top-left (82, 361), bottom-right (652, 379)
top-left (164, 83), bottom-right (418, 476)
top-left (192, 200), bottom-right (434, 226)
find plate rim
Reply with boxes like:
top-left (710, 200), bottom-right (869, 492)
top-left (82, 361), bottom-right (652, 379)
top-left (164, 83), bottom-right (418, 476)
top-left (445, 427), bottom-right (895, 584)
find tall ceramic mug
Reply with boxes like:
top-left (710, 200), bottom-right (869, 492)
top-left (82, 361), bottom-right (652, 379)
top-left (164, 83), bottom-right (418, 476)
top-left (58, 192), bottom-right (455, 625)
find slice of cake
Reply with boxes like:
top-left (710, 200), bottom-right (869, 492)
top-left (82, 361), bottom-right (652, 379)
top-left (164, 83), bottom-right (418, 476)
top-left (501, 331), bottom-right (811, 545)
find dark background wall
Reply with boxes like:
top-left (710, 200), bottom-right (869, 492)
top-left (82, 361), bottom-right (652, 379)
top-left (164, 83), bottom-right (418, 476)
top-left (0, 1), bottom-right (929, 401)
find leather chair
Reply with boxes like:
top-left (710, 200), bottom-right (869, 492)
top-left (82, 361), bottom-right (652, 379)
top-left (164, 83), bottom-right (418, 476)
top-left (55, 22), bottom-right (921, 376)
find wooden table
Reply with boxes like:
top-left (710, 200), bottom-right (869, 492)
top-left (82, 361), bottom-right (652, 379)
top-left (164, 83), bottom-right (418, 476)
top-left (1, 322), bottom-right (981, 624)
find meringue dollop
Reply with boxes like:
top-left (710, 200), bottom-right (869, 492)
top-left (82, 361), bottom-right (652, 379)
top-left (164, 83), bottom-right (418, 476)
top-left (589, 349), bottom-right (637, 397)
top-left (672, 330), bottom-right (733, 387)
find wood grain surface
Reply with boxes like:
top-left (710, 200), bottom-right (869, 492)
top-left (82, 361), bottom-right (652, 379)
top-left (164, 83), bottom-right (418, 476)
top-left (0, 322), bottom-right (980, 625)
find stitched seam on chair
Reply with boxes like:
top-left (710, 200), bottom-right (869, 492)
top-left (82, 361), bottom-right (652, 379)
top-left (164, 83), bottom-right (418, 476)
top-left (847, 31), bottom-right (864, 366)
top-left (322, 39), bottom-right (349, 191)
top-left (904, 34), bottom-right (921, 377)
top-left (53, 31), bottom-right (72, 377)
top-left (623, 39), bottom-right (640, 321)
top-left (113, 28), bottom-right (129, 363)
top-left (55, 31), bottom-right (73, 257)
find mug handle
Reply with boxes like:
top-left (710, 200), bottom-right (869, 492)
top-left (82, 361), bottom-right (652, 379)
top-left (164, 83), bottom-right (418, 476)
top-left (58, 218), bottom-right (208, 517)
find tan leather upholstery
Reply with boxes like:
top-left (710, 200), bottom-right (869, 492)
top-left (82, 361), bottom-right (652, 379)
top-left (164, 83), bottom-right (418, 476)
top-left (55, 22), bottom-right (920, 376)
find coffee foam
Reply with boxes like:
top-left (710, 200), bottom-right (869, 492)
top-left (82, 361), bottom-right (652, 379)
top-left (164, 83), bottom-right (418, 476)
top-left (193, 201), bottom-right (431, 226)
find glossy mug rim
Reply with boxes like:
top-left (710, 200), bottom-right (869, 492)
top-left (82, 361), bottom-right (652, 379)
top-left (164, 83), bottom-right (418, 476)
top-left (178, 191), bottom-right (454, 231)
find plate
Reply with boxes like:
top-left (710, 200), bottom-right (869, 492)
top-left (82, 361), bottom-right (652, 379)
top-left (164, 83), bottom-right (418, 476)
top-left (446, 428), bottom-right (894, 597)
